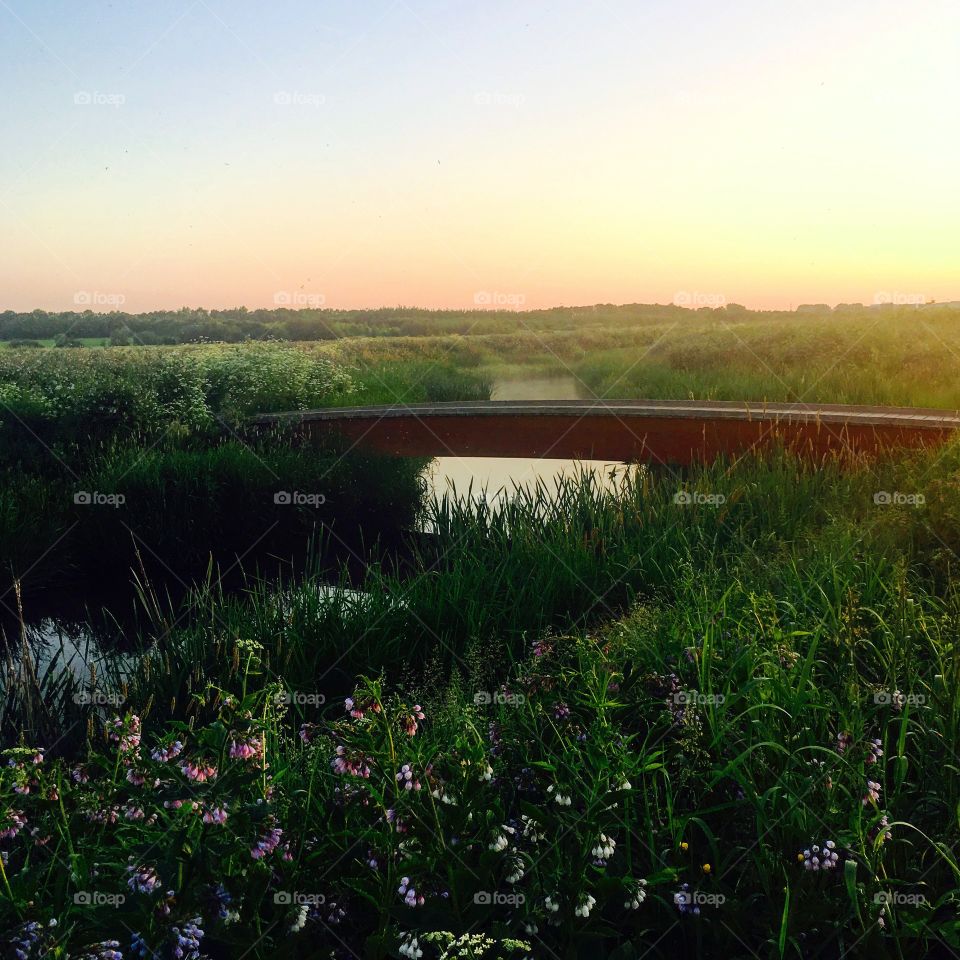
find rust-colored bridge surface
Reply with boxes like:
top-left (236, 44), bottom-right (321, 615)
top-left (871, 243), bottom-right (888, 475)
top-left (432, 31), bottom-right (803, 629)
top-left (253, 400), bottom-right (960, 464)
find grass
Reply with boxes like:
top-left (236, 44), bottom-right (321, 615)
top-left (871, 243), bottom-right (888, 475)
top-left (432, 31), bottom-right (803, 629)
top-left (5, 328), bottom-right (960, 956)
top-left (5, 439), bottom-right (960, 955)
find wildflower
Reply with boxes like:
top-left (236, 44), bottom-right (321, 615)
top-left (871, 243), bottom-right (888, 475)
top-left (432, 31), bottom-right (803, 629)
top-left (170, 918), bottom-right (203, 960)
top-left (679, 841), bottom-right (689, 851)
top-left (108, 714), bottom-right (141, 754)
top-left (506, 856), bottom-right (525, 884)
top-left (77, 941), bottom-right (123, 960)
top-left (592, 833), bottom-right (617, 860)
top-left (250, 819), bottom-right (283, 859)
top-left (863, 780), bottom-right (882, 805)
top-left (801, 840), bottom-right (839, 871)
top-left (836, 731), bottom-right (852, 753)
top-left (397, 876), bottom-right (425, 907)
top-left (127, 863), bottom-right (161, 894)
top-left (180, 760), bottom-right (217, 782)
top-left (624, 879), bottom-right (648, 909)
top-left (702, 863), bottom-right (711, 874)
top-left (396, 764), bottom-right (421, 791)
top-left (554, 702), bottom-right (571, 720)
top-left (289, 904), bottom-right (308, 933)
top-left (544, 894), bottom-right (560, 913)
top-left (0, 809), bottom-right (26, 840)
top-left (204, 883), bottom-right (233, 920)
top-left (202, 805), bottom-right (229, 825)
top-left (404, 704), bottom-right (425, 736)
top-left (574, 894), bottom-right (596, 918)
top-left (150, 740), bottom-right (184, 763)
top-left (674, 883), bottom-right (700, 915)
top-left (298, 723), bottom-right (317, 745)
top-left (866, 738), bottom-right (883, 765)
top-left (123, 804), bottom-right (146, 821)
top-left (480, 764), bottom-right (493, 781)
top-left (547, 784), bottom-right (572, 806)
top-left (229, 736), bottom-right (263, 762)
top-left (399, 933), bottom-right (423, 959)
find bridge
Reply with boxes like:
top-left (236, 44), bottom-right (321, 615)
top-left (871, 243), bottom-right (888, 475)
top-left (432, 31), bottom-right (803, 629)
top-left (252, 400), bottom-right (960, 465)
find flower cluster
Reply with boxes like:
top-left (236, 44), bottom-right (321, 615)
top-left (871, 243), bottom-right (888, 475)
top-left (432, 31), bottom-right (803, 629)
top-left (801, 840), bottom-right (839, 871)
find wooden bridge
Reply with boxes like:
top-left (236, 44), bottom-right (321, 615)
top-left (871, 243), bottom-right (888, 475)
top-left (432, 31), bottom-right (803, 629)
top-left (252, 400), bottom-right (960, 464)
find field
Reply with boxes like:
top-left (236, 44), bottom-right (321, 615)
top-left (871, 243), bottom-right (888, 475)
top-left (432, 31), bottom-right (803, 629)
top-left (3, 309), bottom-right (960, 959)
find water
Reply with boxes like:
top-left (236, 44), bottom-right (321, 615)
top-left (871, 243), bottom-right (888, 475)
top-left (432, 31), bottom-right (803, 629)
top-left (424, 375), bottom-right (632, 505)
top-left (6, 374), bottom-right (629, 684)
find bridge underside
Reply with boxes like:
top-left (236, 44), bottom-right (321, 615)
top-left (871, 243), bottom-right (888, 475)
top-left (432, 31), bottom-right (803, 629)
top-left (253, 400), bottom-right (960, 464)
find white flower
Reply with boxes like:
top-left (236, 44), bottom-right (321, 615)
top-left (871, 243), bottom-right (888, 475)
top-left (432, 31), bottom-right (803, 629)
top-left (544, 895), bottom-right (560, 913)
top-left (574, 894), bottom-right (597, 918)
top-left (591, 833), bottom-right (617, 859)
top-left (399, 933), bottom-right (423, 959)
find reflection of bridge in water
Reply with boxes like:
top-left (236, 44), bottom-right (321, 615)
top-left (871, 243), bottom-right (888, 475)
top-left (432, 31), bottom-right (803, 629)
top-left (253, 400), bottom-right (960, 465)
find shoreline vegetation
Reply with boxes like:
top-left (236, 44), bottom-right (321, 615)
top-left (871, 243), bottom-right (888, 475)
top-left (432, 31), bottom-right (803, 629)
top-left (3, 311), bottom-right (960, 957)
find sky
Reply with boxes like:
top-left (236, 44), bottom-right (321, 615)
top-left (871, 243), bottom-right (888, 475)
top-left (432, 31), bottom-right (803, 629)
top-left (1, 0), bottom-right (958, 312)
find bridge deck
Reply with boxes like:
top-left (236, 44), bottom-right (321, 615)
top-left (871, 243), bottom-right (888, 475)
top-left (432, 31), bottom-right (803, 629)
top-left (253, 400), bottom-right (960, 463)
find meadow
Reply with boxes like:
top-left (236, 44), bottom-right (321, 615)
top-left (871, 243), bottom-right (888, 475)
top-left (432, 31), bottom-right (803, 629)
top-left (3, 311), bottom-right (960, 958)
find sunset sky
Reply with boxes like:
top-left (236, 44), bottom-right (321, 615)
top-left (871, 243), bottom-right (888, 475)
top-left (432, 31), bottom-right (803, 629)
top-left (1, 0), bottom-right (958, 312)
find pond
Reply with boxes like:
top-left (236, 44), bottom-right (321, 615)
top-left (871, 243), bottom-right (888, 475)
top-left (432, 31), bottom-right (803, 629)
top-left (4, 374), bottom-right (633, 688)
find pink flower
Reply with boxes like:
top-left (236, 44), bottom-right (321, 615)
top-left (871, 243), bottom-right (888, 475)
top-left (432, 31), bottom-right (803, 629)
top-left (863, 780), bottom-right (881, 805)
top-left (250, 820), bottom-right (283, 860)
top-left (229, 737), bottom-right (263, 762)
top-left (0, 809), bottom-right (26, 839)
top-left (180, 760), bottom-right (217, 782)
top-left (202, 805), bottom-right (229, 825)
top-left (108, 715), bottom-right (141, 754)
